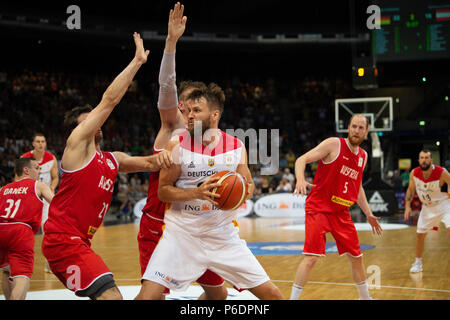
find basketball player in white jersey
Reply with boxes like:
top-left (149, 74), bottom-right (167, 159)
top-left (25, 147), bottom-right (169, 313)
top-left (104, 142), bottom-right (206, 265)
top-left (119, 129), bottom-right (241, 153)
top-left (21, 133), bottom-right (59, 273)
top-left (136, 84), bottom-right (284, 300)
top-left (404, 149), bottom-right (450, 273)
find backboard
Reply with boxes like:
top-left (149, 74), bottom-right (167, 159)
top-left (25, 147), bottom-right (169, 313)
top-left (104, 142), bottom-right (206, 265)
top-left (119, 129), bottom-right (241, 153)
top-left (335, 97), bottom-right (393, 133)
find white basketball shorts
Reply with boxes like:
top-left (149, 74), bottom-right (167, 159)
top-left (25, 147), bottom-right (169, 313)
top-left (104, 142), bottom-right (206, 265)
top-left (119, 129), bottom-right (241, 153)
top-left (142, 223), bottom-right (270, 291)
top-left (417, 199), bottom-right (450, 233)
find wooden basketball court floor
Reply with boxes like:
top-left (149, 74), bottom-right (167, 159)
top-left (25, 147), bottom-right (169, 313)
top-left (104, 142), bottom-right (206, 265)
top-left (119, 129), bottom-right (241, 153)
top-left (2, 216), bottom-right (449, 300)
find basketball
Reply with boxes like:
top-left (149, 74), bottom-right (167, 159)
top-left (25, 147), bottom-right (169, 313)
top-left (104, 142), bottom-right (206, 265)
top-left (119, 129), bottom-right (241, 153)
top-left (211, 171), bottom-right (247, 210)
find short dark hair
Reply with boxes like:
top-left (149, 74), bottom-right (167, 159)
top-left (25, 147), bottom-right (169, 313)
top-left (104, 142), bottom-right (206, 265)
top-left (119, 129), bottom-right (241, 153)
top-left (32, 133), bottom-right (46, 141)
top-left (185, 82), bottom-right (225, 114)
top-left (178, 81), bottom-right (208, 101)
top-left (420, 149), bottom-right (432, 157)
top-left (64, 104), bottom-right (93, 133)
top-left (15, 157), bottom-right (35, 176)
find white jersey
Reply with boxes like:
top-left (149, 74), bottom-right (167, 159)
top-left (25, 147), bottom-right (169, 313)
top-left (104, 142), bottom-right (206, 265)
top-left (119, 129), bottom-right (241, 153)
top-left (412, 165), bottom-right (448, 206)
top-left (164, 130), bottom-right (243, 237)
top-left (21, 151), bottom-right (55, 186)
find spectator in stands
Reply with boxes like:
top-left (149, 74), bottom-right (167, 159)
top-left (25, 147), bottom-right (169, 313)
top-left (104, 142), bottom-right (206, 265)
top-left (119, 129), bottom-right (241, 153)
top-left (401, 169), bottom-right (410, 191)
top-left (282, 168), bottom-right (295, 185)
top-left (276, 177), bottom-right (293, 193)
top-left (392, 170), bottom-right (403, 193)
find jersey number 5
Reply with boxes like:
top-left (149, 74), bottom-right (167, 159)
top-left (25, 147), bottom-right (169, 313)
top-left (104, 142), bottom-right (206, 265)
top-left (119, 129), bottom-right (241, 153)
top-left (343, 182), bottom-right (349, 194)
top-left (1, 199), bottom-right (22, 219)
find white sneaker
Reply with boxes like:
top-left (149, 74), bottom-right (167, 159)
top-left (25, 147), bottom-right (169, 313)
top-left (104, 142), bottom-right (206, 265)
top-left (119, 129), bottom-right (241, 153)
top-left (409, 261), bottom-right (423, 273)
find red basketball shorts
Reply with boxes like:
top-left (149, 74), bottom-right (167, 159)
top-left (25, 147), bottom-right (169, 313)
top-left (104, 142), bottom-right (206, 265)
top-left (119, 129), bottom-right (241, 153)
top-left (303, 210), bottom-right (362, 257)
top-left (42, 233), bottom-right (112, 296)
top-left (0, 224), bottom-right (35, 279)
top-left (138, 214), bottom-right (224, 293)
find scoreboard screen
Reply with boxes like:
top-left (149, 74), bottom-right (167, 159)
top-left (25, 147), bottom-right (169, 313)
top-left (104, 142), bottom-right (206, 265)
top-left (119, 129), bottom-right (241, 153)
top-left (372, 1), bottom-right (450, 61)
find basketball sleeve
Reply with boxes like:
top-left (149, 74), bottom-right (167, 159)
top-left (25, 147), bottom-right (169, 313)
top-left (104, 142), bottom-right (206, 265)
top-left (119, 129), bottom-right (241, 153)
top-left (157, 51), bottom-right (178, 110)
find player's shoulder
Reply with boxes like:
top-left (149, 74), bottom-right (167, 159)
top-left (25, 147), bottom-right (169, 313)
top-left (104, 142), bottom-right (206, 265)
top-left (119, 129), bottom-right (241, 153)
top-left (319, 137), bottom-right (340, 151)
top-left (21, 151), bottom-right (33, 158)
top-left (43, 151), bottom-right (56, 162)
top-left (167, 134), bottom-right (182, 150)
top-left (222, 130), bottom-right (243, 149)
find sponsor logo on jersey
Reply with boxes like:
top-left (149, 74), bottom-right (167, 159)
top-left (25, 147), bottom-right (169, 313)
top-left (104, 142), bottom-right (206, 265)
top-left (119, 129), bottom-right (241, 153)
top-left (208, 158), bottom-right (215, 167)
top-left (188, 161), bottom-right (196, 169)
top-left (184, 203), bottom-right (220, 212)
top-left (226, 154), bottom-right (234, 166)
top-left (155, 271), bottom-right (180, 286)
top-left (98, 176), bottom-right (114, 192)
top-left (358, 157), bottom-right (363, 167)
top-left (368, 191), bottom-right (388, 212)
top-left (340, 165), bottom-right (359, 180)
top-left (331, 195), bottom-right (354, 207)
top-left (106, 159), bottom-right (115, 170)
top-left (187, 170), bottom-right (218, 178)
top-left (87, 226), bottom-right (98, 236)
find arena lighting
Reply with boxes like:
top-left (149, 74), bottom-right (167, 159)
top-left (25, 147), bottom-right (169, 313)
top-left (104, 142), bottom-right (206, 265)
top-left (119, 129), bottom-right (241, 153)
top-left (436, 141), bottom-right (440, 146)
top-left (422, 77), bottom-right (427, 82)
top-left (445, 96), bottom-right (448, 101)
top-left (419, 120), bottom-right (426, 126)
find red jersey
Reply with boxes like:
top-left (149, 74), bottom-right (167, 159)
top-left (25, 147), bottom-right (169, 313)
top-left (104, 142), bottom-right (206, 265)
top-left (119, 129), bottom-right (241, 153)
top-left (44, 151), bottom-right (118, 240)
top-left (306, 138), bottom-right (367, 214)
top-left (141, 148), bottom-right (166, 222)
top-left (0, 178), bottom-right (44, 234)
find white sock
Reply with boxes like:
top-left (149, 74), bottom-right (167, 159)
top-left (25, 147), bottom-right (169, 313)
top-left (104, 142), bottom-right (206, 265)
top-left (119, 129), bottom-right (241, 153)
top-left (415, 257), bottom-right (422, 264)
top-left (289, 284), bottom-right (304, 300)
top-left (356, 281), bottom-right (370, 300)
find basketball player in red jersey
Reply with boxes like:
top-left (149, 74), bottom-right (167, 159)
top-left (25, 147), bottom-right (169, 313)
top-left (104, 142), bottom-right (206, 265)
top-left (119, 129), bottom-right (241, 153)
top-left (136, 2), bottom-right (228, 300)
top-left (22, 133), bottom-right (59, 273)
top-left (404, 150), bottom-right (450, 273)
top-left (42, 33), bottom-right (172, 300)
top-left (0, 157), bottom-right (54, 299)
top-left (290, 114), bottom-right (382, 300)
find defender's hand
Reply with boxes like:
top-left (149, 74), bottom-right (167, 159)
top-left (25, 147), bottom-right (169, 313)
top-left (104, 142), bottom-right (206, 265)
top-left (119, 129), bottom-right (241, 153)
top-left (133, 32), bottom-right (150, 64)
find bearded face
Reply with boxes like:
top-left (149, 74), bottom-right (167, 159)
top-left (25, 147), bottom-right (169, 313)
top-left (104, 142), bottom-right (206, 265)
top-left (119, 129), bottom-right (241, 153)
top-left (347, 116), bottom-right (369, 147)
top-left (418, 152), bottom-right (432, 171)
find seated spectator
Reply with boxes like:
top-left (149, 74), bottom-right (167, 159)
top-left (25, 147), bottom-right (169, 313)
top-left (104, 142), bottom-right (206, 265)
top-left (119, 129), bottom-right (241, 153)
top-left (118, 198), bottom-right (134, 221)
top-left (260, 176), bottom-right (270, 194)
top-left (276, 177), bottom-right (293, 193)
top-left (282, 168), bottom-right (295, 185)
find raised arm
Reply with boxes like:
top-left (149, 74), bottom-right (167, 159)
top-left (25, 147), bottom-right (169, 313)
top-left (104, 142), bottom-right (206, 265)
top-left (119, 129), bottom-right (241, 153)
top-left (404, 171), bottom-right (417, 220)
top-left (154, 2), bottom-right (187, 150)
top-left (65, 33), bottom-right (149, 153)
top-left (293, 137), bottom-right (339, 196)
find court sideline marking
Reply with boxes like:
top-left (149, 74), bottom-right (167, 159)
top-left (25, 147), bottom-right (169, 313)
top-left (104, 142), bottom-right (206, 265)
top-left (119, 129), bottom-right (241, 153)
top-left (27, 278), bottom-right (450, 294)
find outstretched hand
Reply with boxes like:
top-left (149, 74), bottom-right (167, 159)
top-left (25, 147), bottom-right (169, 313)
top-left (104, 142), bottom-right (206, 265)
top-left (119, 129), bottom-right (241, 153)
top-left (133, 32), bottom-right (150, 64)
top-left (168, 2), bottom-right (187, 42)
